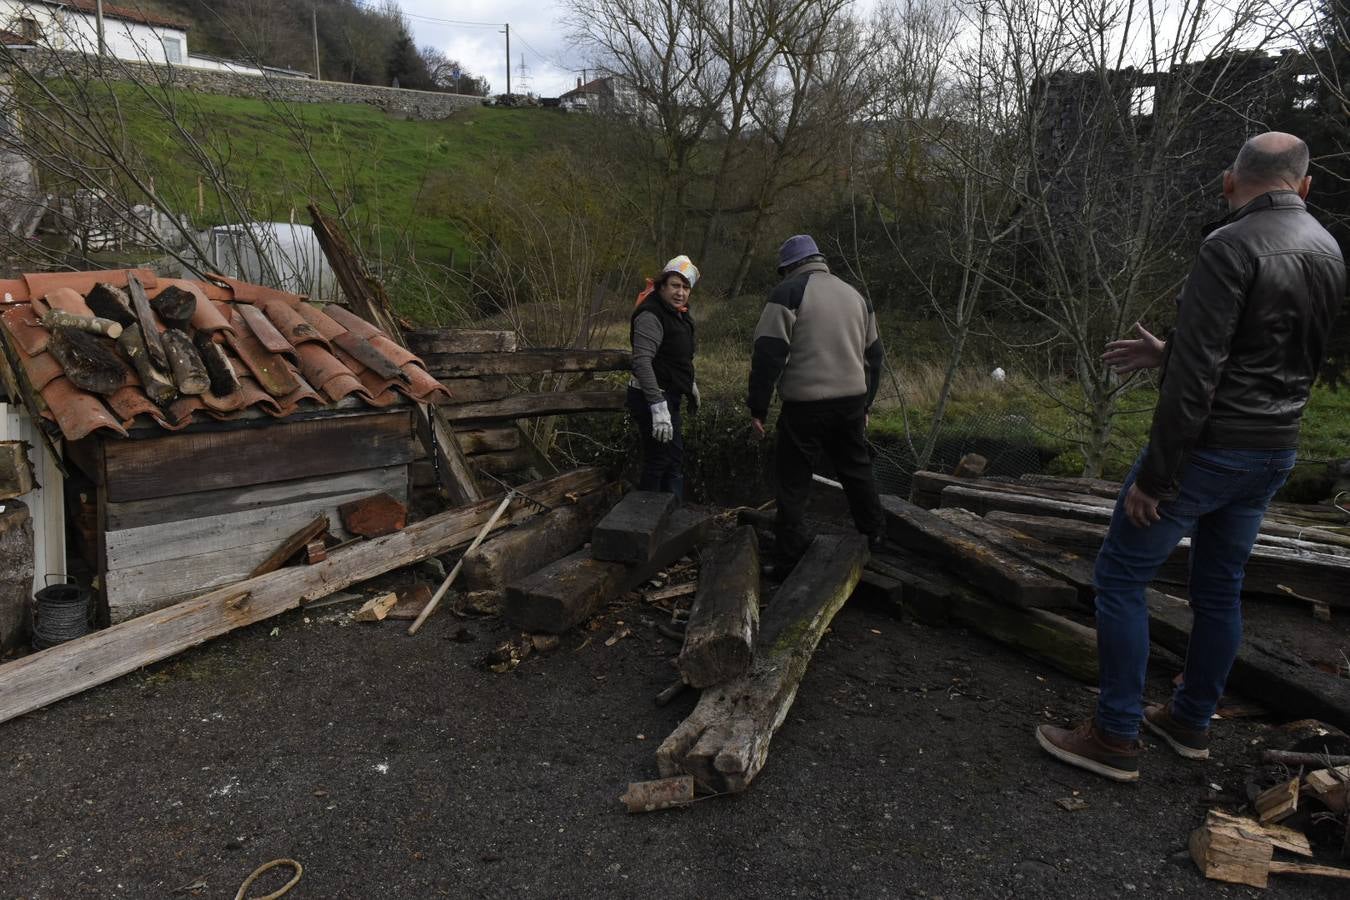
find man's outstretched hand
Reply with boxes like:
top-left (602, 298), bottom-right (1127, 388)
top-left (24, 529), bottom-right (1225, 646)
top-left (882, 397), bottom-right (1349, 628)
top-left (1124, 483), bottom-right (1162, 528)
top-left (1103, 322), bottom-right (1165, 376)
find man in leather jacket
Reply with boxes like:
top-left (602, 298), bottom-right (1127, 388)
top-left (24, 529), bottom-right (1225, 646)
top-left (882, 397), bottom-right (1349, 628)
top-left (1037, 132), bottom-right (1346, 782)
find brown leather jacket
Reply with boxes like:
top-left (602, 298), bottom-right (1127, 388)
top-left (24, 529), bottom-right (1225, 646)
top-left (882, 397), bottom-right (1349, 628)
top-left (1138, 191), bottom-right (1345, 500)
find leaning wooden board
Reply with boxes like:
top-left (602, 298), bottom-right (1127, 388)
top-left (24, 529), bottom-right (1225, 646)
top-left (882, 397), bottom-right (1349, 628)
top-left (0, 467), bottom-right (606, 726)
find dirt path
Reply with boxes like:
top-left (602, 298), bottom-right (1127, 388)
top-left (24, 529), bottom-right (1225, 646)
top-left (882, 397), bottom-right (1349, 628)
top-left (0, 584), bottom-right (1341, 898)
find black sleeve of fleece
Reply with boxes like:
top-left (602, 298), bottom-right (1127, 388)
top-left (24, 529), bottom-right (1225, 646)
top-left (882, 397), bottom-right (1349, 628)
top-left (1135, 237), bottom-right (1251, 500)
top-left (748, 336), bottom-right (789, 419)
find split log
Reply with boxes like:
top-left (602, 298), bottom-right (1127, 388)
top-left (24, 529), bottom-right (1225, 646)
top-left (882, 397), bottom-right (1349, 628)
top-left (984, 511), bottom-right (1350, 608)
top-left (249, 514), bottom-right (329, 577)
top-left (592, 490), bottom-right (677, 563)
top-left (304, 539), bottom-right (327, 564)
top-left (656, 533), bottom-right (867, 794)
top-left (441, 390), bottom-right (628, 423)
top-left (84, 282), bottom-right (136, 326)
top-left (149, 285), bottom-right (197, 331)
top-left (421, 349), bottom-right (631, 378)
top-left (125, 273), bottom-right (167, 371)
top-left (404, 328), bottom-right (519, 355)
top-left (0, 441), bottom-right (36, 500)
top-left (619, 776), bottom-right (694, 813)
top-left (1255, 777), bottom-right (1300, 824)
top-left (460, 487), bottom-right (614, 592)
top-left (116, 323), bottom-right (177, 404)
top-left (1261, 749), bottom-right (1350, 768)
top-left (0, 467), bottom-right (605, 726)
top-left (353, 592), bottom-right (398, 622)
top-left (45, 327), bottom-right (129, 395)
top-left (40, 308), bottom-right (122, 339)
top-left (1305, 766), bottom-right (1350, 813)
top-left (880, 494), bottom-right (1078, 609)
top-left (337, 492), bottom-right (407, 538)
top-left (504, 509), bottom-right (712, 634)
top-left (678, 526), bottom-right (760, 689)
top-left (193, 332), bottom-right (240, 396)
top-left (160, 328), bottom-right (210, 396)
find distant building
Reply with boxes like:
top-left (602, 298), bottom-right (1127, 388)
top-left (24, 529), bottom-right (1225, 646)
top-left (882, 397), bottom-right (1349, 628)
top-left (560, 74), bottom-right (642, 117)
top-left (0, 1), bottom-right (311, 78)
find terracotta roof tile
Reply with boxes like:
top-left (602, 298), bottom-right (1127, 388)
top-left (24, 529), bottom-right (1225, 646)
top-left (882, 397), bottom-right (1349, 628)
top-left (0, 269), bottom-right (457, 440)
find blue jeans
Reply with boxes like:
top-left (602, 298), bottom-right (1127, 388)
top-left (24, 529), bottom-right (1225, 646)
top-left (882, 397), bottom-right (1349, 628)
top-left (1094, 447), bottom-right (1295, 739)
top-left (627, 387), bottom-right (684, 496)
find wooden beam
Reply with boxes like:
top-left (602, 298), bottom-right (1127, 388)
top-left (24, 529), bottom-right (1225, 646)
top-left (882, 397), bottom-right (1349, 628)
top-left (880, 494), bottom-right (1079, 609)
top-left (504, 509), bottom-right (711, 633)
top-left (0, 467), bottom-right (606, 726)
top-left (656, 533), bottom-right (867, 793)
top-left (456, 427), bottom-right (521, 456)
top-left (420, 349), bottom-right (631, 378)
top-left (679, 526), bottom-right (760, 689)
top-left (441, 390), bottom-right (628, 423)
top-left (460, 486), bottom-right (616, 592)
top-left (308, 204), bottom-right (482, 506)
top-left (404, 329), bottom-right (519, 355)
top-left (248, 514), bottom-right (329, 577)
top-left (591, 490), bottom-right (677, 563)
top-left (984, 511), bottom-right (1350, 608)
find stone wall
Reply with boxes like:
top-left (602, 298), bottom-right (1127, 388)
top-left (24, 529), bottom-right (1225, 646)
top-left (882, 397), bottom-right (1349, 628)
top-left (10, 49), bottom-right (482, 120)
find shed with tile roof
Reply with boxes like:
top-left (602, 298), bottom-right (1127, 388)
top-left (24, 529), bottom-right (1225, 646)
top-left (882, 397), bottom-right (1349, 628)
top-left (0, 268), bottom-right (455, 625)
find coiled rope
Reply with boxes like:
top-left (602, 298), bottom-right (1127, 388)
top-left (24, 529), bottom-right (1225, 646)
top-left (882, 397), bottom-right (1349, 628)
top-left (234, 859), bottom-right (303, 900)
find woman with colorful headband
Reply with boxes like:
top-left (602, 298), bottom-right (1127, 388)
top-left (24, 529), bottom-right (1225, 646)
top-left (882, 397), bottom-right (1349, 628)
top-left (627, 255), bottom-right (700, 497)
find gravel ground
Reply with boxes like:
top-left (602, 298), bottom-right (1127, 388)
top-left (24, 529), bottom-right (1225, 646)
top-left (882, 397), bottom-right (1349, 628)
top-left (1, 575), bottom-right (1345, 899)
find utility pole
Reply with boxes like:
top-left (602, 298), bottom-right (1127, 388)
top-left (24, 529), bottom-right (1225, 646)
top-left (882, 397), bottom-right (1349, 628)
top-left (95, 0), bottom-right (106, 56)
top-left (504, 23), bottom-right (511, 96)
top-left (312, 6), bottom-right (321, 80)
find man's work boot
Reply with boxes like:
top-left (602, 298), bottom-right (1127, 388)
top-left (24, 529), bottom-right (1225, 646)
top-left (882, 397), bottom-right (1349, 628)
top-left (1143, 703), bottom-right (1210, 760)
top-left (1036, 719), bottom-right (1141, 782)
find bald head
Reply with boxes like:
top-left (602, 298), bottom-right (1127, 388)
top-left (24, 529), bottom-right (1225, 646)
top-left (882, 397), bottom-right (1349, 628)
top-left (1232, 132), bottom-right (1309, 189)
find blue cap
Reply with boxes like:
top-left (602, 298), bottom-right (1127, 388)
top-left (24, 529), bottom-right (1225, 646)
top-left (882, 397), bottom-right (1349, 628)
top-left (778, 234), bottom-right (820, 270)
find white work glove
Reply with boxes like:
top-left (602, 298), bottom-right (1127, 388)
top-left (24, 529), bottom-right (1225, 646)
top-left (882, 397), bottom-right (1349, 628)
top-left (689, 381), bottom-right (701, 414)
top-left (650, 400), bottom-right (674, 443)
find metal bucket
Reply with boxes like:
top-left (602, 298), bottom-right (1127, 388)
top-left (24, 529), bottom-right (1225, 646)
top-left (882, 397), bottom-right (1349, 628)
top-left (32, 581), bottom-right (94, 650)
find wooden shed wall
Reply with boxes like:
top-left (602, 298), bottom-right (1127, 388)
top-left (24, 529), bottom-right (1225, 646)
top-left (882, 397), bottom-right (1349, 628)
top-left (68, 408), bottom-right (414, 623)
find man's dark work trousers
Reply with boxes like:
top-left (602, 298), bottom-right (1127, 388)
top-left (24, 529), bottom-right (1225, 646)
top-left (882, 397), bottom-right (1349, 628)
top-left (773, 395), bottom-right (884, 560)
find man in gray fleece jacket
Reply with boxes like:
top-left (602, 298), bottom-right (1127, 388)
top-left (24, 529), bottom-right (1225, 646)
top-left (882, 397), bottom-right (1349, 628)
top-left (748, 234), bottom-right (886, 562)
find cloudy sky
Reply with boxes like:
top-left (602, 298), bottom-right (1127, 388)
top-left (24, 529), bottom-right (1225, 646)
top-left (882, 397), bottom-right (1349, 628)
top-left (398, 1), bottom-right (580, 97)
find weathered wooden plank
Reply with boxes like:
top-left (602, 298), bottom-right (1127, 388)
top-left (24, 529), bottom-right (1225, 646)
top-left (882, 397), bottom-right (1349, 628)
top-left (456, 427), bottom-right (521, 456)
top-left (983, 511), bottom-right (1350, 608)
top-left (105, 539), bottom-right (285, 622)
top-left (460, 487), bottom-right (616, 592)
top-left (880, 494), bottom-right (1079, 609)
top-left (0, 467), bottom-right (606, 725)
top-left (421, 349), bottom-right (631, 378)
top-left (104, 466), bottom-right (407, 531)
top-left (102, 409), bottom-right (414, 503)
top-left (469, 448), bottom-right (536, 476)
top-left (505, 509), bottom-right (712, 634)
top-left (656, 533), bottom-right (867, 793)
top-left (592, 490), bottom-right (677, 563)
top-left (679, 526), bottom-right (760, 689)
top-left (440, 391), bottom-right (627, 423)
top-left (404, 328), bottom-right (519, 355)
top-left (103, 488), bottom-right (371, 570)
top-left (438, 376), bottom-right (513, 405)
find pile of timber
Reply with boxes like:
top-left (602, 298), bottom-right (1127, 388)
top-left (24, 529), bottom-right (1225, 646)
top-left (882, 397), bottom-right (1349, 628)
top-left (809, 476), bottom-right (1350, 733)
top-left (502, 490), bottom-right (713, 634)
top-left (909, 470), bottom-right (1350, 607)
top-left (403, 328), bottom-right (631, 489)
top-left (0, 468), bottom-right (608, 725)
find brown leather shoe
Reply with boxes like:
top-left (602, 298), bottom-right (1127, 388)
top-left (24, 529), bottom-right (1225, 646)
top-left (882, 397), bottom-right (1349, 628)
top-left (1143, 703), bottom-right (1210, 760)
top-left (1036, 719), bottom-right (1141, 782)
